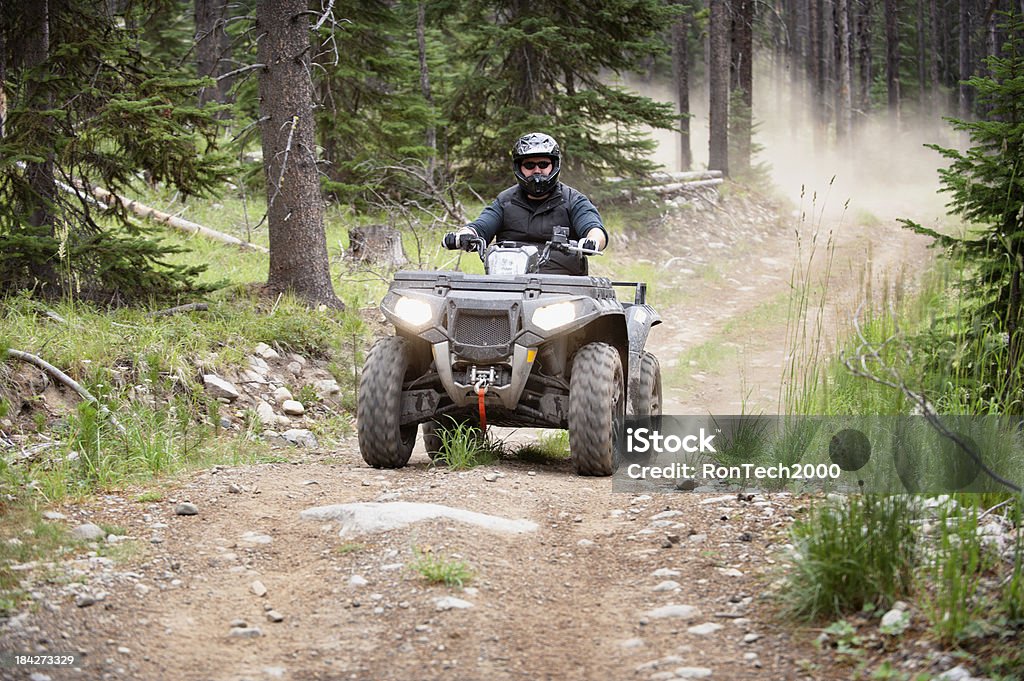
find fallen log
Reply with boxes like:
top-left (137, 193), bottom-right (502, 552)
top-left (88, 186), bottom-right (269, 254)
top-left (648, 178), bottom-right (724, 195)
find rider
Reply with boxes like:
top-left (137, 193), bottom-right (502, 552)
top-left (442, 132), bottom-right (608, 276)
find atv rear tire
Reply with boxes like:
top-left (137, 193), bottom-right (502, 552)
top-left (632, 351), bottom-right (662, 418)
top-left (568, 342), bottom-right (624, 476)
top-left (357, 336), bottom-right (417, 468)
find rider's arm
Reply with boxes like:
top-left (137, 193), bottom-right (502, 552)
top-left (568, 193), bottom-right (608, 250)
top-left (464, 198), bottom-right (505, 244)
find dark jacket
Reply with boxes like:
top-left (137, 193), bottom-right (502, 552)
top-left (466, 184), bottom-right (607, 276)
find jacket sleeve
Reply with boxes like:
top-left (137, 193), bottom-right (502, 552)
top-left (466, 198), bottom-right (505, 244)
top-left (568, 192), bottom-right (608, 243)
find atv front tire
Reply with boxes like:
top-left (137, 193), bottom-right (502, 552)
top-left (357, 336), bottom-right (417, 468)
top-left (568, 342), bottom-right (625, 476)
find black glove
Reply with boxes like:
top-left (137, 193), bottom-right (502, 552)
top-left (443, 231), bottom-right (477, 251)
top-left (580, 238), bottom-right (600, 253)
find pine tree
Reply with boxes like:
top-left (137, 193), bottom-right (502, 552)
top-left (904, 13), bottom-right (1024, 410)
top-left (0, 0), bottom-right (231, 303)
top-left (437, 0), bottom-right (680, 188)
top-left (313, 0), bottom-right (443, 203)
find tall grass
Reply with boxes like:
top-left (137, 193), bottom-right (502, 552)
top-left (781, 495), bottom-right (918, 620)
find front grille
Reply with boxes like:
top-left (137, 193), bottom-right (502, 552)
top-left (452, 312), bottom-right (511, 346)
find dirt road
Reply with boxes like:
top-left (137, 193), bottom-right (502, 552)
top-left (0, 195), bottom-right (934, 681)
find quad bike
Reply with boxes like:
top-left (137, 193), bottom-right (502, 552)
top-left (356, 227), bottom-right (662, 476)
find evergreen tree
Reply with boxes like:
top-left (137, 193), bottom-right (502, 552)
top-left (0, 0), bottom-right (232, 303)
top-left (437, 0), bottom-right (681, 188)
top-left (313, 0), bottom-right (444, 203)
top-left (904, 13), bottom-right (1024, 410)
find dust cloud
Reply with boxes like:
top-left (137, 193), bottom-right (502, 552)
top-left (622, 65), bottom-right (960, 228)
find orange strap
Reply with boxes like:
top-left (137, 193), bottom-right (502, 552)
top-left (477, 386), bottom-right (487, 435)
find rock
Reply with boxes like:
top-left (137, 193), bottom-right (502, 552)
top-left (229, 626), bottom-right (263, 638)
top-left (174, 502), bottom-right (199, 516)
top-left (348, 575), bottom-right (368, 587)
top-left (652, 568), bottom-right (682, 578)
top-left (313, 379), bottom-right (341, 398)
top-left (256, 400), bottom-right (277, 426)
top-left (282, 400), bottom-right (305, 416)
top-left (687, 622), bottom-right (724, 636)
top-left (434, 596), bottom-right (473, 611)
top-left (282, 429), bottom-right (317, 448)
top-left (937, 666), bottom-right (974, 681)
top-left (742, 633), bottom-right (762, 643)
top-left (642, 605), bottom-right (701, 621)
top-left (618, 638), bottom-right (645, 649)
top-left (301, 501), bottom-right (539, 536)
top-left (483, 472), bottom-right (499, 482)
top-left (266, 610), bottom-right (284, 623)
top-left (286, 361), bottom-right (303, 377)
top-left (240, 531), bottom-right (273, 545)
top-left (42, 511), bottom-right (66, 520)
top-left (75, 594), bottom-right (97, 608)
top-left (273, 387), bottom-right (294, 403)
top-left (717, 567), bottom-right (744, 577)
top-left (203, 375), bottom-right (240, 401)
top-left (254, 343), bottom-right (281, 360)
top-left (71, 523), bottom-right (105, 541)
top-left (880, 607), bottom-right (910, 634)
top-left (653, 580), bottom-right (681, 592)
top-left (249, 356), bottom-right (271, 374)
top-left (251, 580), bottom-right (267, 597)
top-left (673, 667), bottom-right (713, 679)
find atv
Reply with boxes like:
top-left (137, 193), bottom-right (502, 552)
top-left (356, 227), bottom-right (662, 476)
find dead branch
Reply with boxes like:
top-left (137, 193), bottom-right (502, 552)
top-left (5, 349), bottom-right (126, 434)
top-left (149, 303), bottom-right (209, 317)
top-left (841, 304), bottom-right (1022, 494)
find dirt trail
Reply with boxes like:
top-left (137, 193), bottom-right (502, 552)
top-left (0, 204), bottom-right (934, 681)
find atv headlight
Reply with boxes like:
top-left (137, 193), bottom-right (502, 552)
top-left (394, 296), bottom-right (433, 328)
top-left (533, 301), bottom-right (577, 331)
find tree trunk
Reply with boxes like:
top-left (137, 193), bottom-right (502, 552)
top-left (257, 0), bottom-right (342, 309)
top-left (194, 0), bottom-right (233, 111)
top-left (837, 0), bottom-right (853, 146)
top-left (821, 0), bottom-right (835, 141)
top-left (884, 0), bottom-right (901, 125)
top-left (671, 0), bottom-right (693, 172)
top-left (23, 0), bottom-right (58, 292)
top-left (348, 225), bottom-right (408, 269)
top-left (928, 0), bottom-right (942, 113)
top-left (730, 0), bottom-right (753, 174)
top-left (416, 2), bottom-right (437, 180)
top-left (855, 0), bottom-right (873, 122)
top-left (709, 0), bottom-right (730, 175)
top-left (808, 0), bottom-right (824, 151)
top-left (788, 0), bottom-right (804, 139)
top-left (959, 0), bottom-right (972, 118)
top-left (0, 21), bottom-right (6, 139)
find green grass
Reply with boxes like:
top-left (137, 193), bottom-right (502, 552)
top-left (0, 506), bottom-right (79, 615)
top-left (781, 495), bottom-right (918, 621)
top-left (430, 421), bottom-right (502, 470)
top-left (408, 546), bottom-right (474, 587)
top-left (513, 430), bottom-right (571, 464)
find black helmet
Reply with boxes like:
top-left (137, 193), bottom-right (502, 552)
top-left (511, 132), bottom-right (561, 197)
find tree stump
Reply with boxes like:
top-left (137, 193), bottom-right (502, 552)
top-left (349, 224), bottom-right (408, 268)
